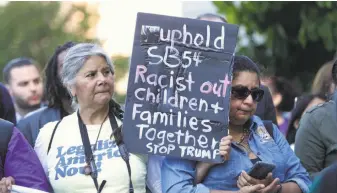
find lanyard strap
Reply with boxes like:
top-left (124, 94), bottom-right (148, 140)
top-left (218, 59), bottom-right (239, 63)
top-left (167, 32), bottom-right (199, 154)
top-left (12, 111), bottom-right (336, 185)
top-left (77, 111), bottom-right (106, 193)
top-left (108, 112), bottom-right (134, 193)
top-left (78, 110), bottom-right (133, 193)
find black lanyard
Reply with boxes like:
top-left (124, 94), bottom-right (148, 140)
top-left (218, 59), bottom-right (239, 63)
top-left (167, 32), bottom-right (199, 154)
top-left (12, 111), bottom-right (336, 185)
top-left (77, 110), bottom-right (134, 193)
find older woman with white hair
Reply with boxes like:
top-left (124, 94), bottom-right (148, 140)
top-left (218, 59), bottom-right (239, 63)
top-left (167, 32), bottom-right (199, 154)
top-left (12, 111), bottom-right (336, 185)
top-left (34, 43), bottom-right (147, 193)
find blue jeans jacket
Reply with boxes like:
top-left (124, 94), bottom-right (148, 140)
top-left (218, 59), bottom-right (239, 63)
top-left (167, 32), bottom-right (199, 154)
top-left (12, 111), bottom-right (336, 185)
top-left (161, 116), bottom-right (311, 193)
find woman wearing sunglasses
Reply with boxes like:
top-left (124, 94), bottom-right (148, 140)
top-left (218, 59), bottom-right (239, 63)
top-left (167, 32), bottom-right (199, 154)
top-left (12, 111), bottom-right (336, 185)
top-left (161, 55), bottom-right (311, 193)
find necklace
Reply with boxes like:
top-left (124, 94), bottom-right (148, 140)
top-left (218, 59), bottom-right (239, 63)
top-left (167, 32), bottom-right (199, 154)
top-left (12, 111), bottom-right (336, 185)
top-left (238, 127), bottom-right (250, 144)
top-left (232, 127), bottom-right (251, 153)
top-left (83, 113), bottom-right (109, 176)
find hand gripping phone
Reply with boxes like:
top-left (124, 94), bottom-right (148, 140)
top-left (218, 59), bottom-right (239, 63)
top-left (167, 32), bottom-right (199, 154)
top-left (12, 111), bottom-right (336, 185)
top-left (247, 161), bottom-right (276, 180)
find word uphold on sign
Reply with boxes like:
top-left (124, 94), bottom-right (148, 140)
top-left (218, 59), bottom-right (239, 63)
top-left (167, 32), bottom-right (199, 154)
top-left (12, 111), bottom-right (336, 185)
top-left (142, 24), bottom-right (226, 50)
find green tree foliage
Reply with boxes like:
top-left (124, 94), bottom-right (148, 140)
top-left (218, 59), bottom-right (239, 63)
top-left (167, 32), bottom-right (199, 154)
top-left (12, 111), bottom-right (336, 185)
top-left (112, 56), bottom-right (129, 83)
top-left (0, 1), bottom-right (98, 80)
top-left (214, 1), bottom-right (337, 91)
top-left (112, 55), bottom-right (129, 104)
top-left (0, 2), bottom-right (131, 105)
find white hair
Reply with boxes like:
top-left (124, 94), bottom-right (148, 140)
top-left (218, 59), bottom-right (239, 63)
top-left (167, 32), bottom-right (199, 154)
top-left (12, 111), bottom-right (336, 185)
top-left (61, 43), bottom-right (114, 110)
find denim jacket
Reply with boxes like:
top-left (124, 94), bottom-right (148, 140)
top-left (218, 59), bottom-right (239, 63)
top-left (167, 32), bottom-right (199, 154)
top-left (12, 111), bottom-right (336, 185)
top-left (161, 116), bottom-right (311, 193)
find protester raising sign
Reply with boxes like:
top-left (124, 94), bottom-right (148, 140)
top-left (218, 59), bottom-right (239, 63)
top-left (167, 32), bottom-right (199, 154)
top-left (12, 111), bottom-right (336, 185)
top-left (123, 12), bottom-right (239, 163)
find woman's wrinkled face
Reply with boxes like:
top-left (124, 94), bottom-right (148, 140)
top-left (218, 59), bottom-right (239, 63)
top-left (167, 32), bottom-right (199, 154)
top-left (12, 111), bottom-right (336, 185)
top-left (70, 55), bottom-right (114, 108)
top-left (229, 71), bottom-right (260, 126)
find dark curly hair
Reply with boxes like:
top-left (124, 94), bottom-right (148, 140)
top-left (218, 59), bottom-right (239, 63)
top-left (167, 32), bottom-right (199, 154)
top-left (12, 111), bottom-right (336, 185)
top-left (43, 42), bottom-right (76, 111)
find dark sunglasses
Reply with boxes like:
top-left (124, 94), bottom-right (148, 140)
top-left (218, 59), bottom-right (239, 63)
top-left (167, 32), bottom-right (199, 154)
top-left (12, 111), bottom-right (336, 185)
top-left (231, 86), bottom-right (264, 102)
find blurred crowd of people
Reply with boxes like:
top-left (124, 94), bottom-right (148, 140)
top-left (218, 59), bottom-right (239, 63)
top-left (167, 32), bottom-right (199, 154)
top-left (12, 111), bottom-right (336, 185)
top-left (0, 13), bottom-right (336, 193)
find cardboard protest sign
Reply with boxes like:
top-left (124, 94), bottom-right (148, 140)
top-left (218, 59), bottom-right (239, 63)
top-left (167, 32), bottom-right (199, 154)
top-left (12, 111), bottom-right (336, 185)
top-left (122, 12), bottom-right (239, 162)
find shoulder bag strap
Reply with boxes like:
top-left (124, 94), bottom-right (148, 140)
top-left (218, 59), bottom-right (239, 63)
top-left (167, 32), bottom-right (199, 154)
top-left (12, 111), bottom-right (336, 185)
top-left (109, 113), bottom-right (134, 193)
top-left (77, 111), bottom-right (103, 192)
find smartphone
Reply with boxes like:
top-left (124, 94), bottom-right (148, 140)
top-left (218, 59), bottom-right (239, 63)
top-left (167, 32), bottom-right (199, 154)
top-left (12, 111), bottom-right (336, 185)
top-left (247, 161), bottom-right (276, 180)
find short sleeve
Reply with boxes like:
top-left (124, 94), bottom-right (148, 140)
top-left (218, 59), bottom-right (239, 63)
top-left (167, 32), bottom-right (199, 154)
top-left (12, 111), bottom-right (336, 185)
top-left (34, 121), bottom-right (58, 175)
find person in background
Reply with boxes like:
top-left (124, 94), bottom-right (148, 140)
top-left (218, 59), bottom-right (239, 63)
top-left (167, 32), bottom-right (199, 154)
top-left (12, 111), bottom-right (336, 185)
top-left (18, 42), bottom-right (76, 147)
top-left (295, 59), bottom-right (337, 179)
top-left (311, 60), bottom-right (335, 100)
top-left (162, 55), bottom-right (311, 193)
top-left (286, 94), bottom-right (325, 150)
top-left (285, 61), bottom-right (332, 150)
top-left (0, 77), bottom-right (49, 193)
top-left (0, 83), bottom-right (16, 124)
top-left (3, 58), bottom-right (43, 122)
top-left (264, 76), bottom-right (299, 136)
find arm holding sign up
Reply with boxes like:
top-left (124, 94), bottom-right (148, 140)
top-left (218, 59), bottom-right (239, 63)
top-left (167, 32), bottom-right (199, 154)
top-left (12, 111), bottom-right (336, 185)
top-left (195, 135), bottom-right (232, 184)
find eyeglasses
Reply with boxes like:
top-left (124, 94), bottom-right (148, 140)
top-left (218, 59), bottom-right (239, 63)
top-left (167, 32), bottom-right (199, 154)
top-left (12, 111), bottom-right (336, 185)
top-left (231, 86), bottom-right (264, 102)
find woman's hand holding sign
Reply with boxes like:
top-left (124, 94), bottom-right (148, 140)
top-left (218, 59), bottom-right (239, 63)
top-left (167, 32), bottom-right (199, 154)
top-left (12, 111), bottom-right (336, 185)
top-left (0, 177), bottom-right (14, 193)
top-left (195, 135), bottom-right (233, 184)
top-left (219, 135), bottom-right (233, 161)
